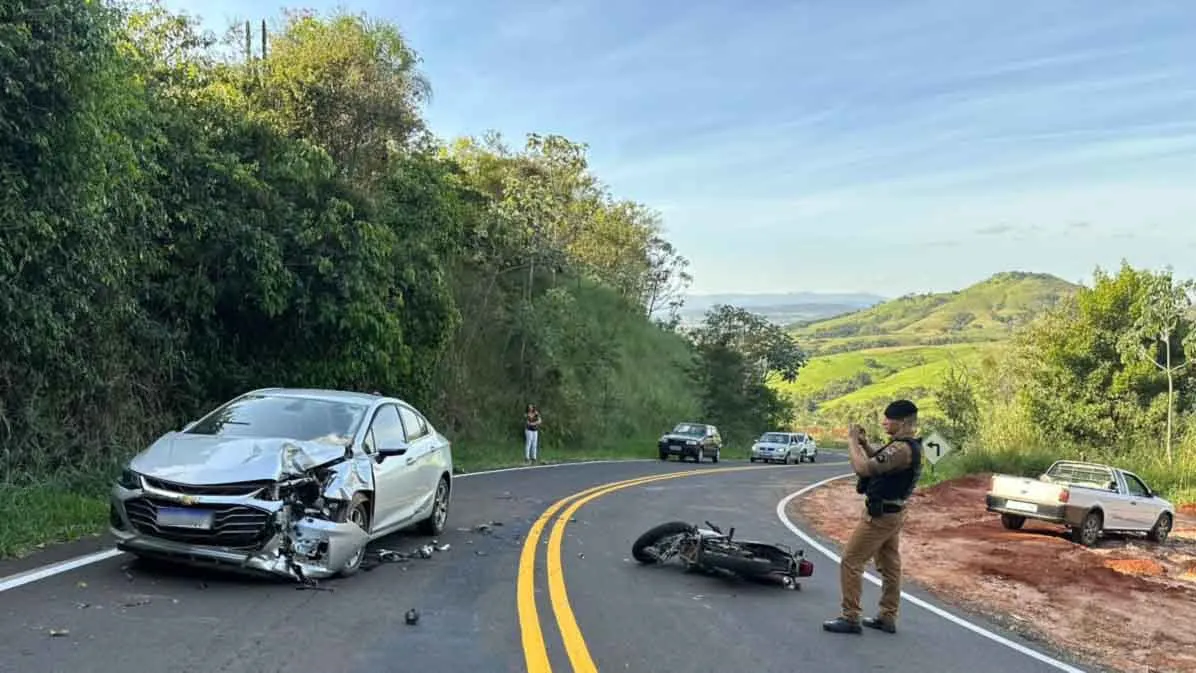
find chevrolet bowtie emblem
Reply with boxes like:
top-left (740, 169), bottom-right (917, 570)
top-left (179, 494), bottom-right (197, 505)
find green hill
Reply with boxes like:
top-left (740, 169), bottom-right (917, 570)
top-left (789, 271), bottom-right (1078, 356)
top-left (777, 272), bottom-right (1079, 433)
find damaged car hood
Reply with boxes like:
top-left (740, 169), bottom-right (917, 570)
top-left (129, 433), bottom-right (351, 485)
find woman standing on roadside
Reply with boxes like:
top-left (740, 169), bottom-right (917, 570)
top-left (524, 404), bottom-right (542, 463)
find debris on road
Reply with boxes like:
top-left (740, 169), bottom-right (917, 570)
top-left (404, 608), bottom-right (419, 625)
top-left (376, 549), bottom-right (410, 563)
top-left (793, 474), bottom-right (1196, 673)
top-left (120, 595), bottom-right (153, 608)
top-left (48, 629), bottom-right (70, 638)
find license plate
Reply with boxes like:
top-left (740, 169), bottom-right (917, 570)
top-left (1004, 500), bottom-right (1037, 513)
top-left (156, 507), bottom-right (214, 529)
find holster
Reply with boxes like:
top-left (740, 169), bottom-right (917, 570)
top-left (865, 498), bottom-right (884, 518)
top-left (855, 476), bottom-right (870, 494)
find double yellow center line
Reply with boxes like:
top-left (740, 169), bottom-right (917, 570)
top-left (517, 466), bottom-right (764, 672)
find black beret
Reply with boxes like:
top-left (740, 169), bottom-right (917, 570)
top-left (883, 399), bottom-right (918, 419)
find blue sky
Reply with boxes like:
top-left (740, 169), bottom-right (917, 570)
top-left (166, 0), bottom-right (1196, 297)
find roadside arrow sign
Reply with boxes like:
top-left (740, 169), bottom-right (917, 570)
top-left (922, 431), bottom-right (954, 465)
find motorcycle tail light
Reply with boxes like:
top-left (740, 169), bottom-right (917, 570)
top-left (798, 558), bottom-right (814, 577)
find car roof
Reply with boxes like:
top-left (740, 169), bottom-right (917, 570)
top-left (243, 387), bottom-right (403, 406)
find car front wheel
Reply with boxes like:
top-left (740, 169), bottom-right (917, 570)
top-left (417, 476), bottom-right (451, 536)
top-left (338, 493), bottom-right (372, 577)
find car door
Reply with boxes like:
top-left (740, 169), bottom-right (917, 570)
top-left (1100, 471), bottom-right (1136, 530)
top-left (397, 403), bottom-right (442, 510)
top-left (1120, 471), bottom-right (1156, 529)
top-left (363, 403), bottom-right (422, 532)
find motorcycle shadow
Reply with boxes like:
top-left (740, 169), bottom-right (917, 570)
top-left (632, 561), bottom-right (807, 596)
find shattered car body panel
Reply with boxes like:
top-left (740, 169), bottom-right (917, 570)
top-left (109, 388), bottom-right (454, 582)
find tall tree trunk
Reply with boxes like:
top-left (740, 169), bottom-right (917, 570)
top-left (1165, 333), bottom-right (1174, 465)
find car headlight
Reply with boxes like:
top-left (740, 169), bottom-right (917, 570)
top-left (117, 467), bottom-right (142, 490)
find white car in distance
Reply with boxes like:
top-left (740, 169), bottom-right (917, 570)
top-left (750, 431), bottom-right (817, 464)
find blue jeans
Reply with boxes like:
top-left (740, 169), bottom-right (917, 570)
top-left (524, 429), bottom-right (539, 460)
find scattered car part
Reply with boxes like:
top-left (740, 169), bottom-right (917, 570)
top-left (632, 520), bottom-right (813, 589)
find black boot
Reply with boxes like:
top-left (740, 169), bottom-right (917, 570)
top-left (822, 617), bottom-right (862, 634)
top-left (862, 616), bottom-right (896, 633)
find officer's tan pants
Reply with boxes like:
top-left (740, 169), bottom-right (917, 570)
top-left (839, 506), bottom-right (907, 622)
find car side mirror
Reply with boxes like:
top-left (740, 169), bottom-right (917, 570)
top-left (378, 443), bottom-right (409, 458)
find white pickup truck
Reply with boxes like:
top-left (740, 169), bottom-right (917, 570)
top-left (985, 460), bottom-right (1175, 547)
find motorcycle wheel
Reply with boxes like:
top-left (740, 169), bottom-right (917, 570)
top-left (632, 521), bottom-right (696, 564)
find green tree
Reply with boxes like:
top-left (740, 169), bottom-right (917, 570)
top-left (688, 305), bottom-right (805, 444)
top-left (230, 8), bottom-right (432, 180)
top-left (1011, 262), bottom-right (1166, 451)
top-left (936, 361), bottom-right (980, 449)
top-left (1117, 268), bottom-right (1196, 464)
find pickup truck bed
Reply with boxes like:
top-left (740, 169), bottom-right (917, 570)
top-left (985, 460), bottom-right (1175, 547)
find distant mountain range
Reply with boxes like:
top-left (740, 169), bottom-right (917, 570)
top-left (677, 291), bottom-right (887, 326)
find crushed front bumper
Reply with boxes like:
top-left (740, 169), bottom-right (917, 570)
top-left (108, 481), bottom-right (369, 581)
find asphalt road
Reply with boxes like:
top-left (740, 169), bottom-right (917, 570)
top-left (0, 455), bottom-right (1097, 673)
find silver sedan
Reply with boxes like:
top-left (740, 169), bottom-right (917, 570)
top-left (108, 388), bottom-right (454, 581)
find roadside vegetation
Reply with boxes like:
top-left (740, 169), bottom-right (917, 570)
top-left (0, 2), bottom-right (802, 558)
top-left (779, 272), bottom-right (1078, 440)
top-left (789, 265), bottom-right (1196, 505)
top-left (926, 263), bottom-right (1196, 504)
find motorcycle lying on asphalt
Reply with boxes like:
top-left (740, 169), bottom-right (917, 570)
top-left (631, 520), bottom-right (814, 590)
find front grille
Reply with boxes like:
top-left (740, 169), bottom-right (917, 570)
top-left (124, 497), bottom-right (274, 550)
top-left (141, 476), bottom-right (272, 497)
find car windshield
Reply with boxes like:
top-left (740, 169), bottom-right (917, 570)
top-left (186, 394), bottom-right (369, 444)
top-left (672, 423), bottom-right (705, 436)
top-left (760, 433), bottom-right (788, 443)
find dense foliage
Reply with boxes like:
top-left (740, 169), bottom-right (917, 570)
top-left (0, 0), bottom-right (801, 512)
top-left (931, 263), bottom-right (1196, 501)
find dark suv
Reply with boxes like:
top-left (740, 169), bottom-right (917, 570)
top-left (657, 422), bottom-right (722, 462)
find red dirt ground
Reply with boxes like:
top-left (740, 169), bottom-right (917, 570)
top-left (791, 474), bottom-right (1196, 673)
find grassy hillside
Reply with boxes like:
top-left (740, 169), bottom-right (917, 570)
top-left (789, 271), bottom-right (1078, 356)
top-left (779, 272), bottom-right (1079, 435)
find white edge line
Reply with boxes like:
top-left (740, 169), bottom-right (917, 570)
top-left (0, 549), bottom-right (125, 593)
top-left (0, 457), bottom-right (679, 593)
top-left (776, 473), bottom-right (1089, 673)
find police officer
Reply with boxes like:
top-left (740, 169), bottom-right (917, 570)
top-left (823, 399), bottom-right (923, 635)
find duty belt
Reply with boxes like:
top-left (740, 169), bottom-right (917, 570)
top-left (868, 498), bottom-right (906, 514)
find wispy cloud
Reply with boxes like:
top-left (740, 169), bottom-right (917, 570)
top-left (168, 0), bottom-right (1196, 295)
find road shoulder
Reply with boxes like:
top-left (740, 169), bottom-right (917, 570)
top-left (787, 474), bottom-right (1196, 673)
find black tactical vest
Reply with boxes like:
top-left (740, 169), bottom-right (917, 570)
top-left (864, 437), bottom-right (923, 503)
